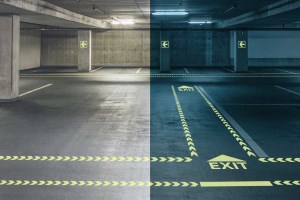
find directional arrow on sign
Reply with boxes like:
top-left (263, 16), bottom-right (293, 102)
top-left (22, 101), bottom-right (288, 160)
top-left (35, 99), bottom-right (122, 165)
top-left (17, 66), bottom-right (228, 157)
top-left (238, 41), bottom-right (246, 48)
top-left (161, 41), bottom-right (169, 48)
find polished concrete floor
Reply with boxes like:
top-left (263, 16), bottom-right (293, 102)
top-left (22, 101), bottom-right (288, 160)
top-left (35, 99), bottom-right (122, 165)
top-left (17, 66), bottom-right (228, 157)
top-left (1, 67), bottom-right (300, 199)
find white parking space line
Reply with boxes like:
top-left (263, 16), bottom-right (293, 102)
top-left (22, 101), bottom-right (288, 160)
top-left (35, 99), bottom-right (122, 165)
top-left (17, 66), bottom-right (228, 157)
top-left (19, 84), bottom-right (53, 97)
top-left (91, 67), bottom-right (103, 73)
top-left (184, 68), bottom-right (190, 74)
top-left (275, 85), bottom-right (300, 96)
top-left (222, 67), bottom-right (233, 73)
top-left (196, 86), bottom-right (269, 158)
top-left (32, 70), bottom-right (42, 73)
top-left (136, 68), bottom-right (142, 74)
top-left (276, 69), bottom-right (296, 74)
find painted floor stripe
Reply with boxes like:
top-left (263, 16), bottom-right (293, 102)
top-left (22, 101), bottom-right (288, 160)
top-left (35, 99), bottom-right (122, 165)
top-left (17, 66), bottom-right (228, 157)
top-left (200, 181), bottom-right (273, 187)
top-left (0, 155), bottom-right (192, 163)
top-left (275, 86), bottom-right (300, 96)
top-left (184, 68), bottom-right (190, 74)
top-left (19, 84), bottom-right (53, 97)
top-left (222, 67), bottom-right (233, 73)
top-left (0, 180), bottom-right (277, 187)
top-left (91, 67), bottom-right (103, 73)
top-left (276, 69), bottom-right (296, 74)
top-left (259, 157), bottom-right (300, 163)
top-left (136, 68), bottom-right (142, 74)
top-left (195, 86), bottom-right (269, 158)
top-left (172, 86), bottom-right (198, 157)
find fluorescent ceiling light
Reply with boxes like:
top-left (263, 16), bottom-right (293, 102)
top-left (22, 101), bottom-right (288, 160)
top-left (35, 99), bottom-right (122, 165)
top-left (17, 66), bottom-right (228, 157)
top-left (152, 11), bottom-right (188, 16)
top-left (189, 21), bottom-right (213, 24)
top-left (111, 20), bottom-right (135, 25)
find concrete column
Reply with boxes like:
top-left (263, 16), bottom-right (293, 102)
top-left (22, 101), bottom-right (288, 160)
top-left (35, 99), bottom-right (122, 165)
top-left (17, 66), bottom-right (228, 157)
top-left (233, 30), bottom-right (248, 72)
top-left (160, 31), bottom-right (170, 73)
top-left (206, 31), bottom-right (213, 66)
top-left (78, 30), bottom-right (92, 72)
top-left (0, 15), bottom-right (20, 102)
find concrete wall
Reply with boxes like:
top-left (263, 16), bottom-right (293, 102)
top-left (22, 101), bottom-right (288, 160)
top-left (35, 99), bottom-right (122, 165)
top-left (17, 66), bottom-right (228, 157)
top-left (170, 31), bottom-right (206, 67)
top-left (211, 31), bottom-right (230, 66)
top-left (151, 30), bottom-right (230, 68)
top-left (39, 30), bottom-right (300, 68)
top-left (41, 31), bottom-right (78, 67)
top-left (230, 31), bottom-right (300, 67)
top-left (41, 30), bottom-right (150, 67)
top-left (93, 30), bottom-right (150, 67)
top-left (20, 30), bottom-right (41, 70)
top-left (41, 30), bottom-right (230, 68)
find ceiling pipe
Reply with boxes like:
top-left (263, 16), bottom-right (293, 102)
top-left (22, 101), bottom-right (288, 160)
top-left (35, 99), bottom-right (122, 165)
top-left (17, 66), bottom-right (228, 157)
top-left (224, 3), bottom-right (237, 13)
top-left (93, 5), bottom-right (115, 21)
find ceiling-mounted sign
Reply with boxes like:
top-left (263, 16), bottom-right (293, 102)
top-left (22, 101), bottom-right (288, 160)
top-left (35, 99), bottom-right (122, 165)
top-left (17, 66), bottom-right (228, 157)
top-left (161, 41), bottom-right (169, 48)
top-left (238, 41), bottom-right (246, 48)
top-left (80, 41), bottom-right (88, 48)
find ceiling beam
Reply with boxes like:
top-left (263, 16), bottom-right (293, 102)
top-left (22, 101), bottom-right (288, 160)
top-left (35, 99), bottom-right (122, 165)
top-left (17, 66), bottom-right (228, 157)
top-left (0, 0), bottom-right (110, 28)
top-left (216, 0), bottom-right (300, 28)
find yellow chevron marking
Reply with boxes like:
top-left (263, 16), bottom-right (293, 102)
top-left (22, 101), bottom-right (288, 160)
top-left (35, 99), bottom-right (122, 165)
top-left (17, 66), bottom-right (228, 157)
top-left (259, 158), bottom-right (300, 163)
top-left (0, 155), bottom-right (192, 163)
top-left (172, 86), bottom-right (198, 157)
top-left (273, 180), bottom-right (300, 186)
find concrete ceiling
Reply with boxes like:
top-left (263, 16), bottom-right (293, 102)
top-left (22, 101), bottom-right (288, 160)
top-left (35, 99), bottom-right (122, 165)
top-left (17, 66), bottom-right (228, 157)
top-left (0, 0), bottom-right (109, 28)
top-left (0, 0), bottom-right (299, 29)
top-left (44, 0), bottom-right (281, 25)
top-left (45, 0), bottom-right (150, 25)
top-left (151, 0), bottom-right (281, 23)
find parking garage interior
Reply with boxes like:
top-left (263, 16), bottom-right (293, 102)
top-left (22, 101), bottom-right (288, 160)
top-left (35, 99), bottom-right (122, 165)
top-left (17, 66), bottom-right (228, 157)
top-left (0, 0), bottom-right (300, 199)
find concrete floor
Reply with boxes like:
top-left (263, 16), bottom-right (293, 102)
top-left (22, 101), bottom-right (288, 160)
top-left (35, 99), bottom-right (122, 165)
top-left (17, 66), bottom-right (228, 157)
top-left (1, 67), bottom-right (150, 200)
top-left (1, 67), bottom-right (300, 199)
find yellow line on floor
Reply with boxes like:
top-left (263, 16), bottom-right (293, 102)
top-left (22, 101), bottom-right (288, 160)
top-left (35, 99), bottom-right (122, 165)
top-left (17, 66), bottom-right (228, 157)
top-left (0, 155), bottom-right (192, 163)
top-left (258, 157), bottom-right (300, 163)
top-left (172, 86), bottom-right (198, 157)
top-left (0, 180), bottom-right (277, 187)
top-left (200, 181), bottom-right (273, 187)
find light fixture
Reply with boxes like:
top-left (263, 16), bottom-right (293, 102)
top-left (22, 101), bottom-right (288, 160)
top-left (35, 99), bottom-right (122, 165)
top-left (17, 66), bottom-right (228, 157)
top-left (189, 21), bottom-right (213, 24)
top-left (111, 20), bottom-right (135, 25)
top-left (152, 11), bottom-right (188, 16)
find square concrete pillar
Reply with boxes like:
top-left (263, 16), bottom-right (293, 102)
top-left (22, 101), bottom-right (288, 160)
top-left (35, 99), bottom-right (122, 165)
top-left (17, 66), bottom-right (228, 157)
top-left (206, 31), bottom-right (213, 66)
top-left (233, 30), bottom-right (248, 72)
top-left (160, 31), bottom-right (170, 73)
top-left (78, 30), bottom-right (92, 72)
top-left (0, 15), bottom-right (20, 102)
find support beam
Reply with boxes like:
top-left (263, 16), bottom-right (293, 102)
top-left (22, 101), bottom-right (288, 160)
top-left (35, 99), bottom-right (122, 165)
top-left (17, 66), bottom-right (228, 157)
top-left (233, 30), bottom-right (248, 72)
top-left (160, 31), bottom-right (170, 73)
top-left (0, 15), bottom-right (20, 102)
top-left (217, 0), bottom-right (300, 28)
top-left (78, 30), bottom-right (92, 72)
top-left (0, 0), bottom-right (109, 28)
